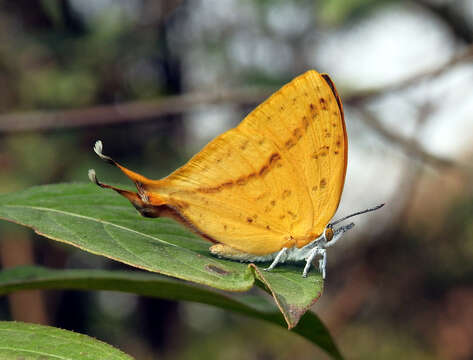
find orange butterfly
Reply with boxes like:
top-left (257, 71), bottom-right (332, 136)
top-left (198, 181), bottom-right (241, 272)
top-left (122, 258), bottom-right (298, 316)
top-left (89, 70), bottom-right (383, 278)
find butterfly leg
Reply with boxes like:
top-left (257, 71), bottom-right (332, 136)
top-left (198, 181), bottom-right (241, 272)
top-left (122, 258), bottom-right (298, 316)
top-left (303, 247), bottom-right (327, 278)
top-left (318, 248), bottom-right (327, 279)
top-left (264, 247), bottom-right (288, 271)
top-left (303, 247), bottom-right (317, 278)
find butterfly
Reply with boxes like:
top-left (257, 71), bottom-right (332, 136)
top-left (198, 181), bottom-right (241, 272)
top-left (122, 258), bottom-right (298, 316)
top-left (88, 70), bottom-right (383, 278)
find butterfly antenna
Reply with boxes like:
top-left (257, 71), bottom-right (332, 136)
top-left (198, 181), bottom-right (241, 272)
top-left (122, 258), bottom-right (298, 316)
top-left (329, 203), bottom-right (385, 227)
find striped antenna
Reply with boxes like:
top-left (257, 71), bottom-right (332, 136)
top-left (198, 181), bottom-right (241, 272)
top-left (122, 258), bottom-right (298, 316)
top-left (329, 203), bottom-right (385, 227)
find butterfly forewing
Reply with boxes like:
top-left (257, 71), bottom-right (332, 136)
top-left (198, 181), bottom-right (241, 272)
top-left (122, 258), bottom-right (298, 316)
top-left (154, 70), bottom-right (347, 255)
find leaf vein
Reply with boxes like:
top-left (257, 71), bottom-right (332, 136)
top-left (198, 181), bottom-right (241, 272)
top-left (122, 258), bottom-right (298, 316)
top-left (4, 205), bottom-right (178, 248)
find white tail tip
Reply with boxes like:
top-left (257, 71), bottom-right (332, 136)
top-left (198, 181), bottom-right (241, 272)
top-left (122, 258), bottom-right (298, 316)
top-left (93, 140), bottom-right (114, 164)
top-left (88, 169), bottom-right (98, 184)
top-left (94, 140), bottom-right (104, 157)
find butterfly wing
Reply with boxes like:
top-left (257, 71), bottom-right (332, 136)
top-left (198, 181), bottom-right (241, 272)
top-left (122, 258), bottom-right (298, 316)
top-left (236, 71), bottom-right (347, 239)
top-left (93, 70), bottom-right (347, 256)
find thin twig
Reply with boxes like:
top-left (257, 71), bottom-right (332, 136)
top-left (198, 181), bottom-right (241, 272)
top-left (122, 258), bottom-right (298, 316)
top-left (345, 44), bottom-right (473, 105)
top-left (355, 107), bottom-right (468, 172)
top-left (0, 88), bottom-right (269, 133)
top-left (416, 0), bottom-right (473, 44)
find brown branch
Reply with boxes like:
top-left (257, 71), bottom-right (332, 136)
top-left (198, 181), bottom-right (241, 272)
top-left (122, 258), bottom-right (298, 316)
top-left (1, 46), bottom-right (472, 134)
top-left (1, 44), bottom-right (472, 176)
top-left (355, 107), bottom-right (468, 172)
top-left (0, 89), bottom-right (270, 133)
top-left (345, 44), bottom-right (473, 105)
top-left (416, 0), bottom-right (473, 44)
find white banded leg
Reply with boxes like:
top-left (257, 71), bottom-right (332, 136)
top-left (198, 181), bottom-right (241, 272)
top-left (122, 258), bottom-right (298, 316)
top-left (264, 247), bottom-right (288, 271)
top-left (302, 247), bottom-right (317, 277)
top-left (318, 248), bottom-right (327, 279)
top-left (303, 247), bottom-right (327, 278)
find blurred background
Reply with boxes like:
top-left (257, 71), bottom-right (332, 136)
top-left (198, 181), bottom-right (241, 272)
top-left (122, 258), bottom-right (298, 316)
top-left (0, 0), bottom-right (472, 359)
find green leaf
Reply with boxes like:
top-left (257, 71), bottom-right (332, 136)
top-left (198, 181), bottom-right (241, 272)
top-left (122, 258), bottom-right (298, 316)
top-left (319, 0), bottom-right (396, 25)
top-left (251, 264), bottom-right (323, 327)
top-left (0, 183), bottom-right (323, 328)
top-left (0, 320), bottom-right (133, 360)
top-left (0, 266), bottom-right (342, 360)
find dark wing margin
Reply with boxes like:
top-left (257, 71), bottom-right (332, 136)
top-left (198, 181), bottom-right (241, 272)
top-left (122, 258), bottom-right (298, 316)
top-left (321, 73), bottom-right (348, 208)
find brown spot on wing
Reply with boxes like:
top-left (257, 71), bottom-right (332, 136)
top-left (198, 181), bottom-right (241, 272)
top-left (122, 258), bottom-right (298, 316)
top-left (236, 177), bottom-right (247, 185)
top-left (320, 98), bottom-right (328, 110)
top-left (282, 189), bottom-right (292, 199)
top-left (285, 138), bottom-right (296, 149)
top-left (222, 180), bottom-right (234, 188)
top-left (320, 145), bottom-right (330, 157)
top-left (320, 178), bottom-right (327, 188)
top-left (197, 152), bottom-right (281, 194)
top-left (198, 186), bottom-right (221, 194)
top-left (256, 192), bottom-right (268, 200)
top-left (293, 128), bottom-right (302, 140)
top-left (283, 123), bottom-right (306, 151)
top-left (239, 140), bottom-right (249, 150)
top-left (269, 153), bottom-right (281, 164)
top-left (302, 116), bottom-right (309, 130)
top-left (259, 164), bottom-right (269, 176)
top-left (309, 103), bottom-right (318, 119)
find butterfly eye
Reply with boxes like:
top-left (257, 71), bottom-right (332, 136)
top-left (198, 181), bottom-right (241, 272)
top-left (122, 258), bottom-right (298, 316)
top-left (324, 227), bottom-right (334, 242)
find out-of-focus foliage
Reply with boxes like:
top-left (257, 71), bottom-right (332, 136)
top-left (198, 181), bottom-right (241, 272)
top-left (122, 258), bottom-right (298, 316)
top-left (0, 265), bottom-right (342, 359)
top-left (0, 320), bottom-right (134, 359)
top-left (319, 0), bottom-right (398, 25)
top-left (0, 0), bottom-right (472, 359)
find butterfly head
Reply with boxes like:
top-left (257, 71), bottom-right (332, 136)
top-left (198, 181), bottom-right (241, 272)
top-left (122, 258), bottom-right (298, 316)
top-left (323, 227), bottom-right (334, 243)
